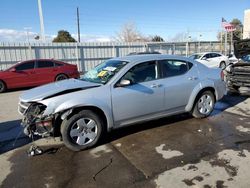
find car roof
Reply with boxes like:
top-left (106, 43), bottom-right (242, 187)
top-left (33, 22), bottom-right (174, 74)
top-left (112, 54), bottom-right (195, 64)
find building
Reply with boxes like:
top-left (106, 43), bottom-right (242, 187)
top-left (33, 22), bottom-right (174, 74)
top-left (243, 9), bottom-right (250, 39)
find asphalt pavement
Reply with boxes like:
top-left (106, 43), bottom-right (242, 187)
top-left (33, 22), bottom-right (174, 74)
top-left (0, 89), bottom-right (250, 188)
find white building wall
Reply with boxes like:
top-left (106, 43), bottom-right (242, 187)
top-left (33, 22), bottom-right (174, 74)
top-left (243, 9), bottom-right (250, 39)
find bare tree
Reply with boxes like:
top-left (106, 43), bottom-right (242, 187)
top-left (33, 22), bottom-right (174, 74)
top-left (168, 32), bottom-right (189, 42)
top-left (116, 22), bottom-right (149, 42)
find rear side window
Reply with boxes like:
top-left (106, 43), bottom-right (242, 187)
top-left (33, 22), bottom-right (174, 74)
top-left (16, 61), bottom-right (35, 71)
top-left (37, 61), bottom-right (54, 68)
top-left (160, 60), bottom-right (189, 78)
top-left (211, 53), bottom-right (221, 58)
top-left (55, 62), bottom-right (63, 67)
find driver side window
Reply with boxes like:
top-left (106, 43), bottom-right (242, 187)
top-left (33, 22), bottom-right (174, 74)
top-left (15, 61), bottom-right (35, 71)
top-left (122, 61), bottom-right (157, 84)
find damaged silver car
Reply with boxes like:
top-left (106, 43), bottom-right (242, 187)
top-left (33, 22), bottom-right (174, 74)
top-left (226, 39), bottom-right (250, 93)
top-left (18, 54), bottom-right (226, 151)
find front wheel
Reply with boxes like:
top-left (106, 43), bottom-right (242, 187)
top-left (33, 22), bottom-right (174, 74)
top-left (61, 110), bottom-right (104, 151)
top-left (192, 91), bottom-right (215, 118)
top-left (0, 81), bottom-right (6, 93)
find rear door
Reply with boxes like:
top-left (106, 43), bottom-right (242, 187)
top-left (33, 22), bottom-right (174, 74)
top-left (35, 60), bottom-right (56, 85)
top-left (158, 59), bottom-right (200, 112)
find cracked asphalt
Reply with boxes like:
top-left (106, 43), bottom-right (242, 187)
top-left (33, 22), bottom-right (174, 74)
top-left (0, 88), bottom-right (250, 188)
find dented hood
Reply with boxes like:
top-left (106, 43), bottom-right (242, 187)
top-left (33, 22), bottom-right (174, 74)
top-left (234, 39), bottom-right (250, 58)
top-left (20, 79), bottom-right (101, 102)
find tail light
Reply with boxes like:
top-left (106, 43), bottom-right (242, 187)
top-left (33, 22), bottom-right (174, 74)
top-left (220, 70), bottom-right (225, 81)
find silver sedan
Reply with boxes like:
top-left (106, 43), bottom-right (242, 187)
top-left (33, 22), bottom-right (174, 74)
top-left (18, 54), bottom-right (226, 151)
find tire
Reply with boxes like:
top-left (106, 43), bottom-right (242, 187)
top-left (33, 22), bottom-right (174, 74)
top-left (219, 61), bottom-right (226, 69)
top-left (0, 80), bottom-right (6, 93)
top-left (192, 91), bottom-right (215, 118)
top-left (55, 74), bottom-right (68, 81)
top-left (61, 110), bottom-right (104, 151)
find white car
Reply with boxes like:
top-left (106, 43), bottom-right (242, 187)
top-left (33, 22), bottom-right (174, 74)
top-left (189, 52), bottom-right (229, 69)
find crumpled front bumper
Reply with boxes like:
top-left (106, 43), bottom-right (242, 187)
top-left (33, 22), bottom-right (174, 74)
top-left (226, 64), bottom-right (250, 87)
top-left (18, 101), bottom-right (54, 137)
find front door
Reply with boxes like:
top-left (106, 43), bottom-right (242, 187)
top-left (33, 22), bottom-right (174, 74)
top-left (111, 61), bottom-right (164, 126)
top-left (7, 61), bottom-right (36, 88)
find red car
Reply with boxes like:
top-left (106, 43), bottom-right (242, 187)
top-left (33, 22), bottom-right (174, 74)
top-left (0, 59), bottom-right (80, 93)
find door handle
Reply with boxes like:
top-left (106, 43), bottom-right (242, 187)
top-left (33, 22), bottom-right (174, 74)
top-left (188, 76), bottom-right (198, 80)
top-left (150, 83), bottom-right (162, 88)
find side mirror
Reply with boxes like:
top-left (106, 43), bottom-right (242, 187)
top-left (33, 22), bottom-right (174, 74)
top-left (201, 56), bottom-right (207, 60)
top-left (116, 79), bottom-right (131, 87)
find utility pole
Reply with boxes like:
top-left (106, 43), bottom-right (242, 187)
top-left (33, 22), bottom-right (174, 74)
top-left (77, 7), bottom-right (81, 43)
top-left (38, 0), bottom-right (45, 41)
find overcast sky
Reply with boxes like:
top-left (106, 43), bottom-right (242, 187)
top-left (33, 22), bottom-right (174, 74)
top-left (0, 0), bottom-right (249, 42)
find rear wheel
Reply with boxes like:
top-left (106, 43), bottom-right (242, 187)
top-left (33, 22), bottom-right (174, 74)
top-left (0, 81), bottom-right (6, 93)
top-left (55, 74), bottom-right (68, 81)
top-left (61, 110), bottom-right (104, 151)
top-left (192, 91), bottom-right (215, 118)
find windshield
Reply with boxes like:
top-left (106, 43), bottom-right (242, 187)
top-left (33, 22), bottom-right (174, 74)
top-left (81, 60), bottom-right (129, 84)
top-left (189, 54), bottom-right (202, 60)
top-left (242, 55), bottom-right (250, 62)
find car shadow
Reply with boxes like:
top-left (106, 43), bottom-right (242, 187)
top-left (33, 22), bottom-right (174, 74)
top-left (2, 87), bottom-right (32, 94)
top-left (104, 113), bottom-right (192, 144)
top-left (0, 120), bottom-right (31, 154)
top-left (212, 93), bottom-right (249, 116)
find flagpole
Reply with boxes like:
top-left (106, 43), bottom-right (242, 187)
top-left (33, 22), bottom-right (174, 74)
top-left (230, 31), bottom-right (233, 54)
top-left (220, 30), bottom-right (223, 54)
top-left (224, 31), bottom-right (227, 55)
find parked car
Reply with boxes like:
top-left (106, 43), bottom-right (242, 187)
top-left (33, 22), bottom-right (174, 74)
top-left (226, 39), bottom-right (250, 93)
top-left (18, 54), bottom-right (226, 151)
top-left (127, 51), bottom-right (161, 55)
top-left (228, 53), bottom-right (239, 64)
top-left (241, 54), bottom-right (250, 63)
top-left (0, 59), bottom-right (79, 93)
top-left (189, 52), bottom-right (230, 69)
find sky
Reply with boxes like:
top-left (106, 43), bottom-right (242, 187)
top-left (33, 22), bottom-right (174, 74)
top-left (0, 0), bottom-right (249, 42)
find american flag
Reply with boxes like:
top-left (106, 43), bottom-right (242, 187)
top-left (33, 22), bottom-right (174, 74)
top-left (221, 18), bottom-right (236, 32)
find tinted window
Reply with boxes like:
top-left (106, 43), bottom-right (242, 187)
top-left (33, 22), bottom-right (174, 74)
top-left (189, 54), bottom-right (202, 60)
top-left (55, 62), bottom-right (63, 67)
top-left (211, 53), bottom-right (221, 58)
top-left (37, 61), bottom-right (54, 68)
top-left (16, 61), bottom-right (35, 71)
top-left (122, 61), bottom-right (157, 84)
top-left (160, 60), bottom-right (188, 78)
top-left (204, 53), bottom-right (211, 59)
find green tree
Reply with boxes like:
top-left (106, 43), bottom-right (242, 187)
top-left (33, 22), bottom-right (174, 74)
top-left (151, 35), bottom-right (164, 42)
top-left (231, 18), bottom-right (243, 40)
top-left (53, 30), bottom-right (76, 42)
